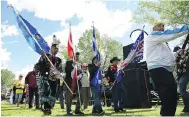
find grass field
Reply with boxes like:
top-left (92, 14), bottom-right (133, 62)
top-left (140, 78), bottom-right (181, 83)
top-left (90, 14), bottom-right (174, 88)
top-left (1, 101), bottom-right (189, 116)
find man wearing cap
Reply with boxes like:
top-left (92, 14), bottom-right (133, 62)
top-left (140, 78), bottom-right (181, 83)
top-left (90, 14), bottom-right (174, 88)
top-left (145, 21), bottom-right (189, 116)
top-left (14, 75), bottom-right (24, 107)
top-left (64, 52), bottom-right (84, 115)
top-left (37, 35), bottom-right (62, 115)
top-left (106, 57), bottom-right (126, 113)
top-left (25, 64), bottom-right (40, 109)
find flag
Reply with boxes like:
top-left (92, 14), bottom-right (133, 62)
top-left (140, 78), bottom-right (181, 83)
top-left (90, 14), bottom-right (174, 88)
top-left (71, 66), bottom-right (77, 92)
top-left (67, 28), bottom-right (75, 60)
top-left (91, 68), bottom-right (102, 93)
top-left (115, 71), bottom-right (123, 82)
top-left (12, 6), bottom-right (50, 55)
top-left (92, 25), bottom-right (100, 61)
top-left (116, 31), bottom-right (144, 82)
top-left (120, 31), bottom-right (144, 70)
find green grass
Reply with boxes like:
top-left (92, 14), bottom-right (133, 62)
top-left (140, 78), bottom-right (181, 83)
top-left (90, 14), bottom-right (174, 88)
top-left (1, 101), bottom-right (189, 116)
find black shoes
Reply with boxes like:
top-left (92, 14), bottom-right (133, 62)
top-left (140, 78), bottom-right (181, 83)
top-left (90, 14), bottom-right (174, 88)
top-left (115, 108), bottom-right (126, 113)
top-left (43, 108), bottom-right (51, 115)
top-left (182, 108), bottom-right (189, 112)
top-left (75, 110), bottom-right (84, 115)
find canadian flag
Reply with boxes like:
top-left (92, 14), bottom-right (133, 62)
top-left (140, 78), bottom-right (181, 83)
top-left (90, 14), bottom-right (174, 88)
top-left (67, 29), bottom-right (75, 60)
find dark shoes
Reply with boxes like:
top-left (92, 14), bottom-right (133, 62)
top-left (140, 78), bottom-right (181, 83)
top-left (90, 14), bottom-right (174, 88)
top-left (43, 108), bottom-right (52, 115)
top-left (182, 108), bottom-right (189, 112)
top-left (115, 108), bottom-right (126, 113)
top-left (67, 111), bottom-right (73, 116)
top-left (75, 110), bottom-right (84, 115)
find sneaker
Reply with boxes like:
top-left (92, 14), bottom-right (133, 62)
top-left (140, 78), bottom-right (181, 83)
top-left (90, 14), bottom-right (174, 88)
top-left (75, 110), bottom-right (84, 115)
top-left (119, 108), bottom-right (126, 112)
top-left (98, 110), bottom-right (105, 115)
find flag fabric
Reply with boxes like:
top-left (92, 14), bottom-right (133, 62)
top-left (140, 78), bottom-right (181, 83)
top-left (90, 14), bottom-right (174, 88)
top-left (91, 25), bottom-right (102, 92)
top-left (91, 68), bottom-right (102, 93)
top-left (71, 66), bottom-right (78, 92)
top-left (67, 28), bottom-right (75, 60)
top-left (116, 31), bottom-right (144, 82)
top-left (115, 70), bottom-right (123, 82)
top-left (120, 31), bottom-right (144, 70)
top-left (92, 25), bottom-right (100, 61)
top-left (12, 7), bottom-right (50, 55)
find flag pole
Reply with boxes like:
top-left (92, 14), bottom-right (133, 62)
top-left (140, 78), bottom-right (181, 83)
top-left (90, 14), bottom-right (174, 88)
top-left (9, 5), bottom-right (73, 94)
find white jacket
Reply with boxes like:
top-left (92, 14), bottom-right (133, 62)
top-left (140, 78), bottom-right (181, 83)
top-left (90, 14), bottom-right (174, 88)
top-left (144, 25), bottom-right (189, 70)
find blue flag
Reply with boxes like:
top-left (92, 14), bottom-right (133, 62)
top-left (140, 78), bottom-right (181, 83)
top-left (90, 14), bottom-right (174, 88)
top-left (12, 7), bottom-right (50, 55)
top-left (91, 68), bottom-right (102, 93)
top-left (92, 25), bottom-right (100, 61)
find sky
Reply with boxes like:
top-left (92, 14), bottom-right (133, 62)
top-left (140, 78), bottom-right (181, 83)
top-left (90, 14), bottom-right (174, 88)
top-left (1, 0), bottom-right (185, 78)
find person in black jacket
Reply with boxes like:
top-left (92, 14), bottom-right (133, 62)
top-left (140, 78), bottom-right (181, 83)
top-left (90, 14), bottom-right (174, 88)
top-left (88, 57), bottom-right (104, 115)
top-left (64, 52), bottom-right (84, 115)
top-left (106, 57), bottom-right (126, 112)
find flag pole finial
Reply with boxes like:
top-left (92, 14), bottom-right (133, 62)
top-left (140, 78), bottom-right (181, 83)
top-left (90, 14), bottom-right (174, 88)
top-left (142, 25), bottom-right (145, 30)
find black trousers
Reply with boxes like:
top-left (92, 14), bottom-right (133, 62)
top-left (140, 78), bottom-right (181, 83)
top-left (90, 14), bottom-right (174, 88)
top-left (29, 87), bottom-right (39, 108)
top-left (149, 67), bottom-right (177, 116)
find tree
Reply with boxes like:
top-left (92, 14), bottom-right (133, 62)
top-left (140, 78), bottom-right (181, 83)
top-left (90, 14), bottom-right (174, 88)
top-left (1, 69), bottom-right (15, 93)
top-left (133, 1), bottom-right (189, 27)
top-left (77, 29), bottom-right (123, 71)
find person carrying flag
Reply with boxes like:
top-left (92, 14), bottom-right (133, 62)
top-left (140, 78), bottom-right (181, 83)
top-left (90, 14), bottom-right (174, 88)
top-left (106, 57), bottom-right (126, 113)
top-left (88, 57), bottom-right (104, 115)
top-left (145, 21), bottom-right (189, 116)
top-left (37, 35), bottom-right (62, 115)
top-left (65, 52), bottom-right (84, 115)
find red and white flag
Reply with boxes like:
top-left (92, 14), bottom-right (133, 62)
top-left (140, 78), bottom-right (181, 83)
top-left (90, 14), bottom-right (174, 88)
top-left (67, 28), bottom-right (75, 61)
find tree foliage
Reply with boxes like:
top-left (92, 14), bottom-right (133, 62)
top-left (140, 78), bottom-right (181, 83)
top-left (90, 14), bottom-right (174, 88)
top-left (60, 29), bottom-right (123, 71)
top-left (1, 69), bottom-right (15, 89)
top-left (134, 1), bottom-right (189, 27)
top-left (77, 29), bottom-right (123, 71)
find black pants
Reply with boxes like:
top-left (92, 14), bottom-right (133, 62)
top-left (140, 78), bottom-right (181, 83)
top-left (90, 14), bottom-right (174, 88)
top-left (29, 87), bottom-right (39, 108)
top-left (43, 80), bottom-right (57, 109)
top-left (149, 67), bottom-right (177, 116)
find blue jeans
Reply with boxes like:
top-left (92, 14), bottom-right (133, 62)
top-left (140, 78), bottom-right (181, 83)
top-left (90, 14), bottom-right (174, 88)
top-left (112, 82), bottom-right (126, 110)
top-left (15, 94), bottom-right (23, 103)
top-left (178, 72), bottom-right (189, 98)
top-left (91, 86), bottom-right (102, 111)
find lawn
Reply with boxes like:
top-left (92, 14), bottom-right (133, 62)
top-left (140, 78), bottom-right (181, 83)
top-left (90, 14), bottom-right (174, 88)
top-left (1, 101), bottom-right (189, 116)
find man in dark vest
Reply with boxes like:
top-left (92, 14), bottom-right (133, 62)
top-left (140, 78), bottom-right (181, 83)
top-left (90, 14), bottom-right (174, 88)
top-left (37, 35), bottom-right (62, 115)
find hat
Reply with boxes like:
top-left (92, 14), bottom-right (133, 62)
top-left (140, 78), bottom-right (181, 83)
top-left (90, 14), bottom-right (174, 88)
top-left (153, 20), bottom-right (164, 27)
top-left (52, 35), bottom-right (60, 46)
top-left (110, 57), bottom-right (120, 63)
top-left (76, 52), bottom-right (80, 56)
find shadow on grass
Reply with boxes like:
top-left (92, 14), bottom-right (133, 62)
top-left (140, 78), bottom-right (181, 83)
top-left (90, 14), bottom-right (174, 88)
top-left (180, 112), bottom-right (189, 116)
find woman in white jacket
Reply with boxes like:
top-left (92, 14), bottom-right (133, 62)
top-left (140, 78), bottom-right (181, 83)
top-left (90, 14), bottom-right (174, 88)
top-left (144, 21), bottom-right (189, 116)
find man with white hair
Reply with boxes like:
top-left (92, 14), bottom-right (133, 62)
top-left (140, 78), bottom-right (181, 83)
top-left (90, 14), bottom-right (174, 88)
top-left (144, 21), bottom-right (189, 116)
